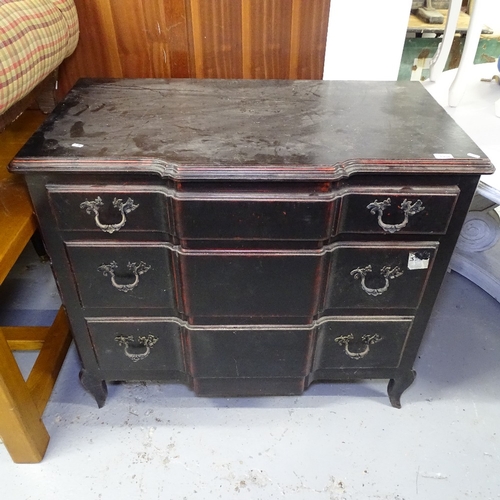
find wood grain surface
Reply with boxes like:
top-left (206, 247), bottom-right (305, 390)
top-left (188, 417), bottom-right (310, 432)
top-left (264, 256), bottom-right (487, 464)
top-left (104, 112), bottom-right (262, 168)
top-left (58, 0), bottom-right (330, 96)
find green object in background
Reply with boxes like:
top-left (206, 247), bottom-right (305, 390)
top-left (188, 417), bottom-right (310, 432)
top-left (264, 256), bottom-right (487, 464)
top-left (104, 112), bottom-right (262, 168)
top-left (398, 36), bottom-right (500, 81)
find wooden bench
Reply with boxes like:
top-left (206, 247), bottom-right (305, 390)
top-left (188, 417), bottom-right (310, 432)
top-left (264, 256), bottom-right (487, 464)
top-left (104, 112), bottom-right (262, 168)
top-left (0, 113), bottom-right (72, 463)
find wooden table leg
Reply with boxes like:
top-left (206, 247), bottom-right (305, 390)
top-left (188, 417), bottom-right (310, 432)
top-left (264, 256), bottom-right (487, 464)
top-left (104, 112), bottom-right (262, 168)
top-left (0, 330), bottom-right (49, 463)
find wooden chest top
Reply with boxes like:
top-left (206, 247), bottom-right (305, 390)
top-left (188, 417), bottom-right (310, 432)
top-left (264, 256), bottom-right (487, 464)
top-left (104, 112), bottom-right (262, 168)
top-left (11, 79), bottom-right (493, 180)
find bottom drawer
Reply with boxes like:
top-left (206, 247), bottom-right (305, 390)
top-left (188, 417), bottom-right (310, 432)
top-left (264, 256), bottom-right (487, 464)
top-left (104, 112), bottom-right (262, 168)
top-left (185, 326), bottom-right (314, 378)
top-left (83, 316), bottom-right (412, 382)
top-left (86, 318), bottom-right (185, 372)
top-left (313, 317), bottom-right (413, 370)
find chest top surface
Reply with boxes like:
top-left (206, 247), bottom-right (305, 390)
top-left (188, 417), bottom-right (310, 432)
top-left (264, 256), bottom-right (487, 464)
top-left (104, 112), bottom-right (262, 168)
top-left (11, 78), bottom-right (493, 180)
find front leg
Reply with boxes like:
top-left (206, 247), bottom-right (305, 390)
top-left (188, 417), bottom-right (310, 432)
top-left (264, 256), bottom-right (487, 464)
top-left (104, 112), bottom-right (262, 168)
top-left (387, 370), bottom-right (416, 409)
top-left (79, 369), bottom-right (108, 408)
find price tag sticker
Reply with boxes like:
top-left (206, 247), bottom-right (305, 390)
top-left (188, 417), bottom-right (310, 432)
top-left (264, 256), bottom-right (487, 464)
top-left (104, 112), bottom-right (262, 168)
top-left (408, 252), bottom-right (430, 270)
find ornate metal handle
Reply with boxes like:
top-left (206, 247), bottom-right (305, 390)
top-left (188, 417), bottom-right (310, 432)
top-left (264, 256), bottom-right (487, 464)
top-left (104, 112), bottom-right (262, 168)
top-left (367, 198), bottom-right (424, 233)
top-left (350, 265), bottom-right (403, 296)
top-left (114, 335), bottom-right (158, 362)
top-left (334, 333), bottom-right (383, 360)
top-left (98, 261), bottom-right (151, 293)
top-left (80, 196), bottom-right (139, 233)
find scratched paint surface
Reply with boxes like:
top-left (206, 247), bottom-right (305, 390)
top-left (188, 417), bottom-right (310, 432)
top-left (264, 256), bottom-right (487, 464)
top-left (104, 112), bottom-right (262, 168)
top-left (15, 79), bottom-right (486, 169)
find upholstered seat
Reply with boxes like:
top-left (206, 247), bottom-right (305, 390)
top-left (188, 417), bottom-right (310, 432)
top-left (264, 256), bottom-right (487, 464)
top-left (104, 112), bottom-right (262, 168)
top-left (0, 0), bottom-right (79, 126)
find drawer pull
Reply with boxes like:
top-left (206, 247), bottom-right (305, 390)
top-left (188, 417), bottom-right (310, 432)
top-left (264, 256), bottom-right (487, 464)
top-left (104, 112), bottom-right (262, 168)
top-left (114, 335), bottom-right (158, 362)
top-left (80, 196), bottom-right (139, 233)
top-left (367, 198), bottom-right (424, 233)
top-left (98, 261), bottom-right (151, 293)
top-left (334, 334), bottom-right (383, 360)
top-left (350, 265), bottom-right (403, 296)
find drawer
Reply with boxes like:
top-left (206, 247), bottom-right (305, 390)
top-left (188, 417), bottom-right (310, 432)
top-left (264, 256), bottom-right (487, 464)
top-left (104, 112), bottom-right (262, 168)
top-left (65, 242), bottom-right (178, 310)
top-left (47, 185), bottom-right (171, 234)
top-left (337, 186), bottom-right (459, 235)
top-left (86, 318), bottom-right (184, 372)
top-left (325, 241), bottom-right (439, 310)
top-left (47, 184), bottom-right (458, 241)
top-left (179, 249), bottom-right (324, 322)
top-left (313, 317), bottom-right (413, 369)
top-left (173, 192), bottom-right (336, 242)
top-left (185, 325), bottom-right (314, 378)
top-left (65, 241), bottom-right (438, 319)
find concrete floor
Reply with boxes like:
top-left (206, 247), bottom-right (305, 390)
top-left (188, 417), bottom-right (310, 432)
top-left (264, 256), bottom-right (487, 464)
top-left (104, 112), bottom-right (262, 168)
top-left (1, 241), bottom-right (500, 500)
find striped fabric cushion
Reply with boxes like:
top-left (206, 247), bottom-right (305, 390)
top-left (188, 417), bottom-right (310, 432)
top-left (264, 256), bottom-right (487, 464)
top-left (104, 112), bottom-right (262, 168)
top-left (0, 0), bottom-right (79, 114)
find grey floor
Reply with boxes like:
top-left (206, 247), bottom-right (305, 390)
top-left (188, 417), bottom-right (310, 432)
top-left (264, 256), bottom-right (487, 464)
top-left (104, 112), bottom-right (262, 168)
top-left (1, 243), bottom-right (500, 500)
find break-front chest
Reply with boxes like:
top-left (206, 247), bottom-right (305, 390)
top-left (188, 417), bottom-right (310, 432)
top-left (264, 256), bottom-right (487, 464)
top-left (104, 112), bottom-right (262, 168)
top-left (10, 79), bottom-right (493, 408)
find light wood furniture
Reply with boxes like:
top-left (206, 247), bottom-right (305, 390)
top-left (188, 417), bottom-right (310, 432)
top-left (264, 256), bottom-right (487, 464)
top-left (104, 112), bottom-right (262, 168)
top-left (407, 8), bottom-right (490, 34)
top-left (0, 112), bottom-right (72, 464)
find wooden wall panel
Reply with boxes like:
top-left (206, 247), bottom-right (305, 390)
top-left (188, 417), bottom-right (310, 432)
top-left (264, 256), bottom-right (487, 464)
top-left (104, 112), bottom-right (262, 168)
top-left (190, 0), bottom-right (243, 79)
top-left (242, 0), bottom-right (294, 79)
top-left (58, 0), bottom-right (330, 96)
top-left (293, 0), bottom-right (331, 80)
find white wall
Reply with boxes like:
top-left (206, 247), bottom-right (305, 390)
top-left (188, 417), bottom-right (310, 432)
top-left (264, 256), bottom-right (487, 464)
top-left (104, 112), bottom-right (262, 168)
top-left (484, 0), bottom-right (500, 32)
top-left (323, 0), bottom-right (413, 81)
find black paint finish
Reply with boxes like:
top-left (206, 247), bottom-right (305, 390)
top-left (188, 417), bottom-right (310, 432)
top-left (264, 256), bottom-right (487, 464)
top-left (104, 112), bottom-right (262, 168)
top-left (14, 79), bottom-right (489, 169)
top-left (10, 79), bottom-right (494, 409)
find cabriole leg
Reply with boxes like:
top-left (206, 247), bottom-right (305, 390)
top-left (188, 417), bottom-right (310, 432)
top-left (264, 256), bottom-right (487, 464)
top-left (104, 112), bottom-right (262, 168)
top-left (79, 369), bottom-right (107, 408)
top-left (387, 370), bottom-right (416, 409)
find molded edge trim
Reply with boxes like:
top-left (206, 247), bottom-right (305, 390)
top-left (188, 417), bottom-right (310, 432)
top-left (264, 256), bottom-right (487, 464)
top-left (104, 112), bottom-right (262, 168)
top-left (9, 157), bottom-right (495, 180)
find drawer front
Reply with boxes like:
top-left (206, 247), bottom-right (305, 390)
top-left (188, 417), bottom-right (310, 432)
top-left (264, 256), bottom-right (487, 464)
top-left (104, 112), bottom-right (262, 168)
top-left (179, 250), bottom-right (323, 322)
top-left (47, 185), bottom-right (171, 234)
top-left (47, 184), bottom-right (458, 241)
top-left (174, 196), bottom-right (336, 241)
top-left (325, 242), bottom-right (438, 310)
top-left (65, 242), bottom-right (178, 310)
top-left (337, 186), bottom-right (459, 235)
top-left (313, 317), bottom-right (413, 369)
top-left (186, 326), bottom-right (314, 378)
top-left (86, 318), bottom-right (184, 372)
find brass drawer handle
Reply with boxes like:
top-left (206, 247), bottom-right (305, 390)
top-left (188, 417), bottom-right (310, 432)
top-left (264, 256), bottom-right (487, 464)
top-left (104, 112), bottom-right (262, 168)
top-left (367, 198), bottom-right (424, 233)
top-left (350, 265), bottom-right (403, 296)
top-left (114, 335), bottom-right (158, 362)
top-left (334, 333), bottom-right (383, 360)
top-left (80, 196), bottom-right (139, 233)
top-left (98, 261), bottom-right (151, 293)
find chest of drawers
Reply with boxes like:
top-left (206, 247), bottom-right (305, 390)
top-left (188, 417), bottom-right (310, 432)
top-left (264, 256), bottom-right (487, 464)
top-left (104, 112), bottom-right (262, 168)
top-left (10, 79), bottom-right (493, 408)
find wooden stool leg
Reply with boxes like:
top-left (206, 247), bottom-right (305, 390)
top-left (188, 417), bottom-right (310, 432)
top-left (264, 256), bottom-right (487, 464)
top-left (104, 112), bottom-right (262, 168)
top-left (0, 330), bottom-right (49, 463)
top-left (27, 307), bottom-right (72, 413)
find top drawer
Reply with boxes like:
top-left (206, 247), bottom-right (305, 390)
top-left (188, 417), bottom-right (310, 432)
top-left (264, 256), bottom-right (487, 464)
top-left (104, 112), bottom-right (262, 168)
top-left (46, 183), bottom-right (460, 240)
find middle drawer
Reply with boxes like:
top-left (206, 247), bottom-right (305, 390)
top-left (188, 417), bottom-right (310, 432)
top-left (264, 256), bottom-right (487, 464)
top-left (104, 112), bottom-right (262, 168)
top-left (65, 241), bottom-right (438, 321)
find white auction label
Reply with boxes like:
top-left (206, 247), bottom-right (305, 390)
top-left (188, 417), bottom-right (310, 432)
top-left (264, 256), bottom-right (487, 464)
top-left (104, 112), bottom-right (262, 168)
top-left (433, 153), bottom-right (454, 159)
top-left (408, 252), bottom-right (429, 270)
